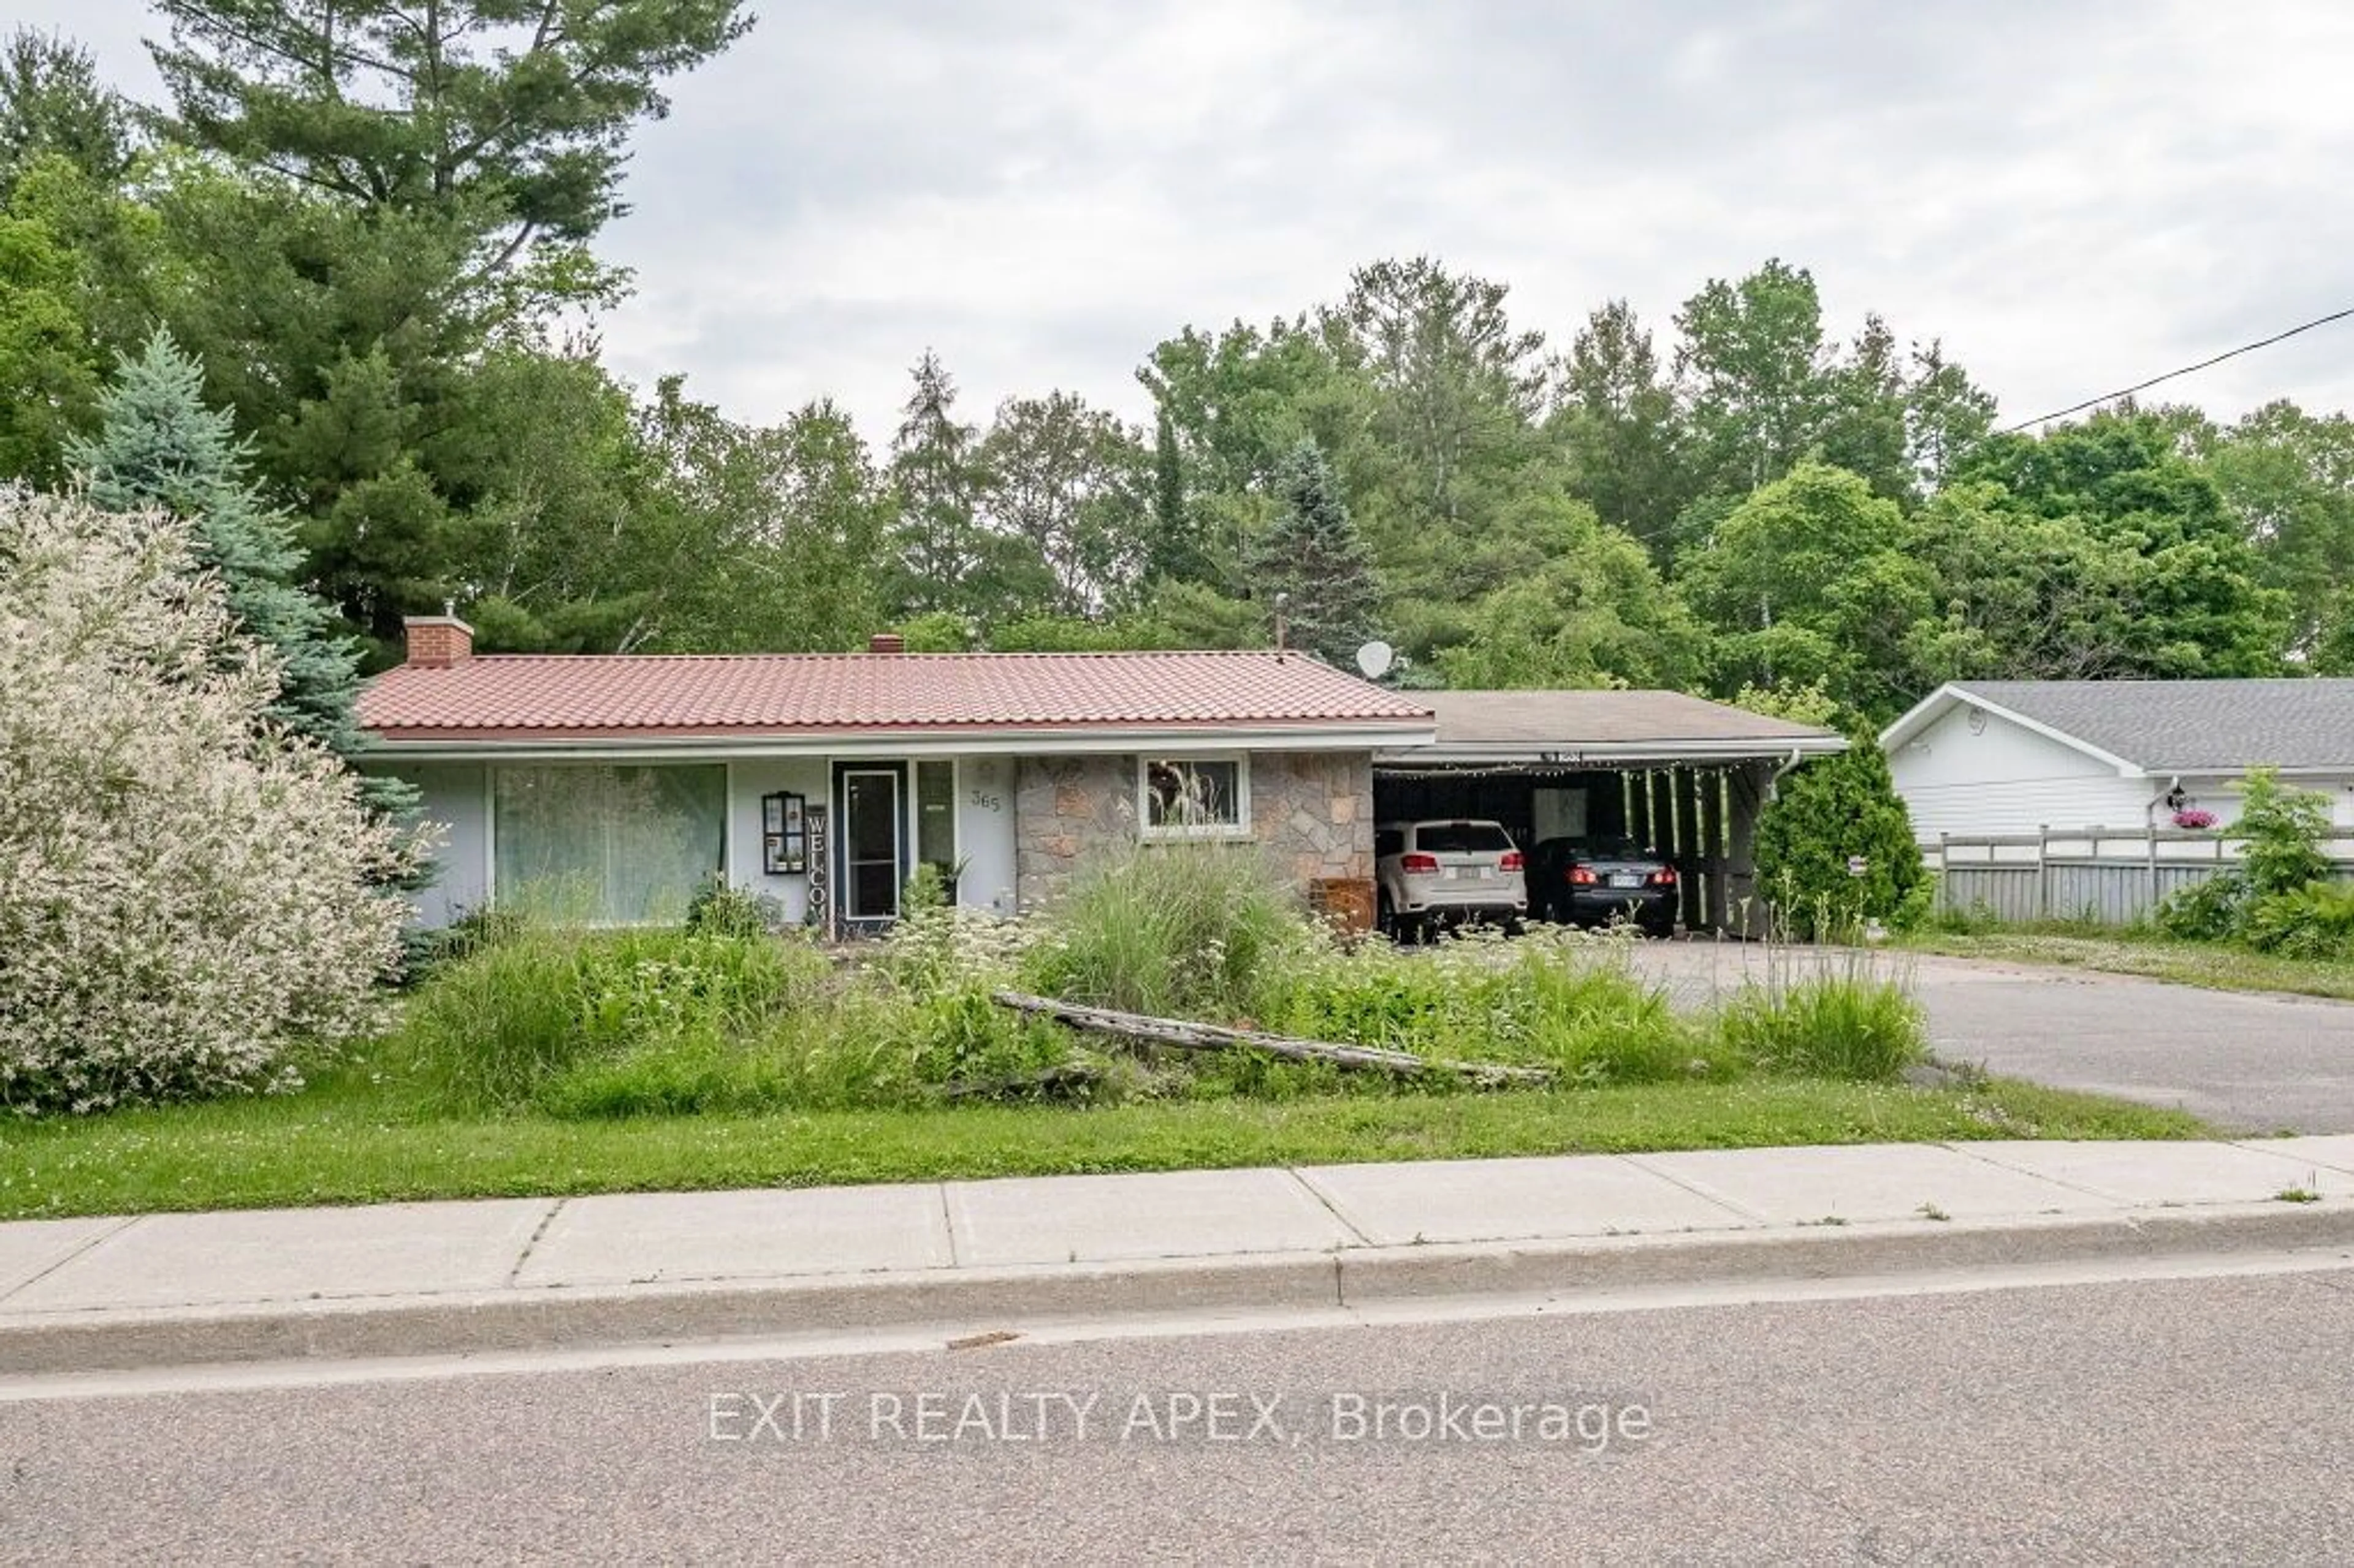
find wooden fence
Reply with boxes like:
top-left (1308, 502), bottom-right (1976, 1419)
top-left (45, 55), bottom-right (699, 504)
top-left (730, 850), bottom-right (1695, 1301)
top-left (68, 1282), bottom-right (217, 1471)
top-left (1927, 827), bottom-right (2354, 926)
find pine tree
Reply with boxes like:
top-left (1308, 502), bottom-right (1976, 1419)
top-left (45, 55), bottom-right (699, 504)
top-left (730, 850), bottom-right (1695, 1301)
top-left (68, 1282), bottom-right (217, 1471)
top-left (1252, 439), bottom-right (1377, 666)
top-left (888, 350), bottom-right (991, 615)
top-left (1148, 407), bottom-right (1195, 580)
top-left (69, 329), bottom-right (411, 814)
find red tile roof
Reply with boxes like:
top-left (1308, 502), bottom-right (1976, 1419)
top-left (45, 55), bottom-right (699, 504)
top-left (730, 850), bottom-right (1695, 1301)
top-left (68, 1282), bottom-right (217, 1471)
top-left (359, 651), bottom-right (1435, 741)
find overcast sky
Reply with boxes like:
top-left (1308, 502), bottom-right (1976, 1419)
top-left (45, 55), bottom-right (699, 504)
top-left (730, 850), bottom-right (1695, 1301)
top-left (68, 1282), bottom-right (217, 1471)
top-left (31, 1), bottom-right (2354, 447)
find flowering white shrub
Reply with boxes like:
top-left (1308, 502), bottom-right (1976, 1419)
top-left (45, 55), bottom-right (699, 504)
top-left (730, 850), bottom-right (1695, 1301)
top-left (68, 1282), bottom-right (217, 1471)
top-left (0, 489), bottom-right (427, 1114)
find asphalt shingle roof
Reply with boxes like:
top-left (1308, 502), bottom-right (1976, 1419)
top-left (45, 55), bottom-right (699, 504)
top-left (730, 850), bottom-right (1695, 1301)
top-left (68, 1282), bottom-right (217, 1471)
top-left (1418, 690), bottom-right (1837, 747)
top-left (358, 650), bottom-right (1436, 739)
top-left (1954, 679), bottom-right (2354, 771)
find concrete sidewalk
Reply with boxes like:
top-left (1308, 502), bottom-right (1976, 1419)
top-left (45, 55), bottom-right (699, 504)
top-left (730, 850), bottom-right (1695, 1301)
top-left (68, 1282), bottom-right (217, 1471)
top-left (6, 1136), bottom-right (2354, 1376)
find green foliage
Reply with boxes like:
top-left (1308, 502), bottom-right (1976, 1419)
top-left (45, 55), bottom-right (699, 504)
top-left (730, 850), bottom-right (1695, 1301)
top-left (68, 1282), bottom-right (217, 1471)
top-left (2241, 882), bottom-right (2354, 961)
top-left (0, 30), bottom-right (132, 198)
top-left (1270, 928), bottom-right (1729, 1086)
top-left (978, 390), bottom-right (1150, 615)
top-left (390, 924), bottom-right (826, 1112)
top-left (150, 0), bottom-right (753, 245)
top-left (685, 877), bottom-right (781, 938)
top-left (1680, 461), bottom-right (1931, 720)
top-left (2156, 872), bottom-right (2249, 942)
top-left (2152, 771), bottom-right (2334, 949)
top-left (1729, 680), bottom-right (1842, 728)
top-left (398, 902), bottom-right (525, 988)
top-left (2234, 766), bottom-right (2332, 897)
top-left (1417, 493), bottom-right (1706, 690)
top-left (1019, 839), bottom-right (1317, 1020)
top-left (0, 204), bottom-right (101, 483)
top-left (1252, 438), bottom-right (1377, 666)
top-left (1548, 298), bottom-right (1690, 561)
top-left (1755, 740), bottom-right (1927, 940)
top-left (1716, 961), bottom-right (1927, 1081)
top-left (889, 350), bottom-right (1005, 619)
top-left (893, 609), bottom-right (977, 652)
top-left (67, 329), bottom-right (404, 798)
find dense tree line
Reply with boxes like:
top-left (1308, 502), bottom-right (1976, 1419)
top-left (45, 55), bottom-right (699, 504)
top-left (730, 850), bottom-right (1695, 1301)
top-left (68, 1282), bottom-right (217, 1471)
top-left (2, 5), bottom-right (2348, 731)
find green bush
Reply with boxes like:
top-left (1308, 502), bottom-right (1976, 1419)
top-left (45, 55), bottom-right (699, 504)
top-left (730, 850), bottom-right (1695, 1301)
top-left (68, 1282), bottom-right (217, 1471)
top-left (2154, 771), bottom-right (2338, 950)
top-left (684, 876), bottom-right (782, 938)
top-left (1715, 960), bottom-right (1926, 1081)
top-left (1019, 838), bottom-right (1319, 1020)
top-left (1754, 740), bottom-right (1927, 941)
top-left (2236, 767), bottom-right (2333, 899)
top-left (2242, 882), bottom-right (2354, 960)
top-left (2157, 872), bottom-right (2249, 942)
top-left (398, 903), bottom-right (526, 987)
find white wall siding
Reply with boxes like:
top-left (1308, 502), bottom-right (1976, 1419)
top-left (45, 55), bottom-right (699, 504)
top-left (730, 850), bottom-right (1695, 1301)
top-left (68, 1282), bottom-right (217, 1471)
top-left (398, 762), bottom-right (490, 927)
top-left (955, 755), bottom-right (1019, 915)
top-left (1888, 703), bottom-right (2150, 842)
top-left (725, 757), bottom-right (830, 924)
top-left (2170, 772), bottom-right (2354, 830)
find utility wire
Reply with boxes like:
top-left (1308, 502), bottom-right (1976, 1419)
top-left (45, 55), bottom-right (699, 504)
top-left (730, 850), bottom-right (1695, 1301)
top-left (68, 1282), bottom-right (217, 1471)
top-left (1998, 305), bottom-right (2354, 432)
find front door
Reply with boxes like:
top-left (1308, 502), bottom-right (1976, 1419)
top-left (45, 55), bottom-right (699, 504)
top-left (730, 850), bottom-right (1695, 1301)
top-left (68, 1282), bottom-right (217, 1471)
top-left (837, 765), bottom-right (905, 931)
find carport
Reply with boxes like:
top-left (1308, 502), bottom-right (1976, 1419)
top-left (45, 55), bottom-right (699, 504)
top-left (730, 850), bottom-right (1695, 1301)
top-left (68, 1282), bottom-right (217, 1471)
top-left (1374, 691), bottom-right (1846, 933)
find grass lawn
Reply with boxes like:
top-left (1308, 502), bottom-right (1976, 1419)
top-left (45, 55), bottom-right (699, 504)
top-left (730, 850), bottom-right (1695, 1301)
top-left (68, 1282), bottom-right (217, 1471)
top-left (0, 1064), bottom-right (2207, 1221)
top-left (1904, 928), bottom-right (2354, 1003)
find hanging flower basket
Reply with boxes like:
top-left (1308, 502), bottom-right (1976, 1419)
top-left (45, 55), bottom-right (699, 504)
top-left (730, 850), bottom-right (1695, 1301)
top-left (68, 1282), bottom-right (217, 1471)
top-left (2171, 808), bottom-right (2217, 831)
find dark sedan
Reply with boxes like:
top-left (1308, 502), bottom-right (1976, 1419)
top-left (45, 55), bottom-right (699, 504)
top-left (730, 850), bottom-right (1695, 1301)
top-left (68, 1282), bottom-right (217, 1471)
top-left (1528, 836), bottom-right (1680, 936)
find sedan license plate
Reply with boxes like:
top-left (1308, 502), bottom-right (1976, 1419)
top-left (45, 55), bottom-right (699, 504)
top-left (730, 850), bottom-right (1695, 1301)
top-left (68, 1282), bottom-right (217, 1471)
top-left (1608, 873), bottom-right (1642, 889)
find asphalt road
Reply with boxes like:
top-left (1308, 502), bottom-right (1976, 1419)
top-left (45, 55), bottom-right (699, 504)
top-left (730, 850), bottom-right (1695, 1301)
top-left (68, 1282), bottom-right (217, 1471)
top-left (1632, 943), bottom-right (2354, 1134)
top-left (4, 1263), bottom-right (2352, 1563)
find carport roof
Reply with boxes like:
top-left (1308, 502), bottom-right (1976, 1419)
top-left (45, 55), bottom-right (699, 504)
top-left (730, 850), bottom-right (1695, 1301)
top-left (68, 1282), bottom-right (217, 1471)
top-left (1377, 690), bottom-right (1845, 767)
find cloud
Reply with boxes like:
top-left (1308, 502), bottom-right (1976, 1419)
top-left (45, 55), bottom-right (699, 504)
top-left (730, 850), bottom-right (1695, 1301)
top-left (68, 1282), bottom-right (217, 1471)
top-left (24, 0), bottom-right (2354, 441)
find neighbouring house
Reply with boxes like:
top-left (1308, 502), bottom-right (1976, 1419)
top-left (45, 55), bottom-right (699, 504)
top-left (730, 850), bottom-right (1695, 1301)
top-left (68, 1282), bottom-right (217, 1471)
top-left (359, 619), bottom-right (1843, 933)
top-left (1881, 679), bottom-right (2354, 843)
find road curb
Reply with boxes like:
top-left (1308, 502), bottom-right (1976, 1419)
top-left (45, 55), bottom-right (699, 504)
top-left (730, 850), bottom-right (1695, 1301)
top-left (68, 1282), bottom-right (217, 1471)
top-left (2, 1201), bottom-right (2350, 1377)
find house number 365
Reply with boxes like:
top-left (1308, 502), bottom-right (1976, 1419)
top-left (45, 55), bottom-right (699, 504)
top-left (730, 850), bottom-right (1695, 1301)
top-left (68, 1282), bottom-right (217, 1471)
top-left (969, 789), bottom-right (1003, 812)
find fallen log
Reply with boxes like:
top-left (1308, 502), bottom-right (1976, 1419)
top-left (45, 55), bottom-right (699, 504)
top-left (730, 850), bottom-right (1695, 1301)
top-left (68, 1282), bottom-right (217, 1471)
top-left (991, 991), bottom-right (1553, 1088)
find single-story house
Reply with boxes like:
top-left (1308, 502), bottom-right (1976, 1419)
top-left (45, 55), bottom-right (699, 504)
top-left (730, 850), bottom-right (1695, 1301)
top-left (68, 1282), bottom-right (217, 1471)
top-left (359, 618), bottom-right (1843, 933)
top-left (1881, 679), bottom-right (2354, 844)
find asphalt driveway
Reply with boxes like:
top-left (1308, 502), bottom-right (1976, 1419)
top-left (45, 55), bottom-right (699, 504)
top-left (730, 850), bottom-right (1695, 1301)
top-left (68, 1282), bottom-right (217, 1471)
top-left (1628, 942), bottom-right (2354, 1135)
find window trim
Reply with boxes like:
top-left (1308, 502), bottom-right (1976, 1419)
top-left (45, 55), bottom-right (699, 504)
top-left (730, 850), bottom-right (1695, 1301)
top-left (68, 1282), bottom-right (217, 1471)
top-left (1137, 753), bottom-right (1252, 841)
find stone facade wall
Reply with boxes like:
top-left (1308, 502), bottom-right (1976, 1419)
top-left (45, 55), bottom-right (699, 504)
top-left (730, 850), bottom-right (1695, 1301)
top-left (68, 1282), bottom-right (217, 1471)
top-left (1012, 750), bottom-right (1375, 912)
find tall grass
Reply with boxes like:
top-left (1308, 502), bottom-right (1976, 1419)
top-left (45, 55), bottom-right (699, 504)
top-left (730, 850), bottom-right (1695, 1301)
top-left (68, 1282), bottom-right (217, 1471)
top-left (1018, 838), bottom-right (1318, 1020)
top-left (384, 868), bottom-right (1935, 1122)
top-left (387, 920), bottom-right (830, 1112)
top-left (1715, 949), bottom-right (1926, 1081)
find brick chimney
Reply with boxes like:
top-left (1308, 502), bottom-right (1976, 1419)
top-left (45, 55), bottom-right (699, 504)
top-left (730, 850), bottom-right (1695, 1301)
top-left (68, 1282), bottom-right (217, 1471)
top-left (868, 631), bottom-right (906, 654)
top-left (403, 614), bottom-right (474, 669)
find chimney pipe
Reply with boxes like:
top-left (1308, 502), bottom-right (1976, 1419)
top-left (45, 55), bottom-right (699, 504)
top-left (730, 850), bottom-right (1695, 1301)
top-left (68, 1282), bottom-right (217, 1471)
top-left (403, 614), bottom-right (474, 669)
top-left (868, 631), bottom-right (907, 655)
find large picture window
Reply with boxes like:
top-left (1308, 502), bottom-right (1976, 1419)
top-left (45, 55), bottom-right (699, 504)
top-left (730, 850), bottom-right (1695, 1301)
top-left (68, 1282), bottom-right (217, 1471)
top-left (1140, 755), bottom-right (1249, 838)
top-left (493, 764), bottom-right (726, 924)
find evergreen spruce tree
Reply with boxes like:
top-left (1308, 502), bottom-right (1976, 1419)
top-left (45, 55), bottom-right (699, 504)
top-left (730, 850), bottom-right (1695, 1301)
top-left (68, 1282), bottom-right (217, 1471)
top-left (1252, 439), bottom-right (1378, 666)
top-left (69, 330), bottom-right (411, 815)
top-left (1147, 407), bottom-right (1195, 580)
top-left (888, 350), bottom-right (991, 616)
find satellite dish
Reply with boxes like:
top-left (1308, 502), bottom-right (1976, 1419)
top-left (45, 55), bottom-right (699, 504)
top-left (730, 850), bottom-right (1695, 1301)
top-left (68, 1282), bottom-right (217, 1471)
top-left (1355, 641), bottom-right (1395, 679)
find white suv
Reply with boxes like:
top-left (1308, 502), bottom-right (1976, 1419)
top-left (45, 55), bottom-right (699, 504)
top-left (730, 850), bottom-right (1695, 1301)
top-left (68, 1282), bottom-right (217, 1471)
top-left (1374, 819), bottom-right (1527, 940)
